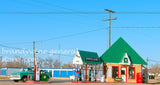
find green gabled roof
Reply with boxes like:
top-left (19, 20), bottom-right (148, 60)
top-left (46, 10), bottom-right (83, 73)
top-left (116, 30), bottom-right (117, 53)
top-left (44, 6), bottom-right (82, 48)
top-left (100, 37), bottom-right (147, 65)
top-left (78, 50), bottom-right (102, 64)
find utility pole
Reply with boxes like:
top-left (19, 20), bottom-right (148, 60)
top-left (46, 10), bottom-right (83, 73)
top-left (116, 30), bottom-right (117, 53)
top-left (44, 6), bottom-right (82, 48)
top-left (33, 41), bottom-right (35, 66)
top-left (103, 9), bottom-right (116, 48)
top-left (146, 57), bottom-right (148, 84)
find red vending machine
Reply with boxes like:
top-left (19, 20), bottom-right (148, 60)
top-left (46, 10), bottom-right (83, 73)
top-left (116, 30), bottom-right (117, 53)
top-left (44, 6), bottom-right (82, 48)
top-left (137, 72), bottom-right (143, 83)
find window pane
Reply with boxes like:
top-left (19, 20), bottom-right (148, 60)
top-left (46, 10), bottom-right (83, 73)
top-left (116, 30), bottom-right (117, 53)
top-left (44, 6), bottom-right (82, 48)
top-left (112, 67), bottom-right (118, 78)
top-left (129, 68), bottom-right (135, 79)
top-left (121, 70), bottom-right (125, 75)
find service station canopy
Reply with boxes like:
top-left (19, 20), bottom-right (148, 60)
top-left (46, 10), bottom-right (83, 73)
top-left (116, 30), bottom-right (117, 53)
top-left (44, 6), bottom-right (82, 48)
top-left (72, 50), bottom-right (102, 65)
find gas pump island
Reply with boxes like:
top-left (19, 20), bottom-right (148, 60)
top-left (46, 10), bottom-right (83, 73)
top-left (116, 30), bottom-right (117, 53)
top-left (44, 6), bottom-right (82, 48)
top-left (72, 50), bottom-right (102, 83)
top-left (25, 62), bottom-right (50, 84)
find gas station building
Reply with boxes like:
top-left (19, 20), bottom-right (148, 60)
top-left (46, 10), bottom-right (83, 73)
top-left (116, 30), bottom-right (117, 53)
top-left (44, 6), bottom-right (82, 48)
top-left (100, 37), bottom-right (147, 83)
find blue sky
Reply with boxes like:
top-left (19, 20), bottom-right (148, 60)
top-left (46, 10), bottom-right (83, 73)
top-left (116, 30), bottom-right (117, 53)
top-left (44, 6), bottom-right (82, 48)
top-left (0, 0), bottom-right (160, 66)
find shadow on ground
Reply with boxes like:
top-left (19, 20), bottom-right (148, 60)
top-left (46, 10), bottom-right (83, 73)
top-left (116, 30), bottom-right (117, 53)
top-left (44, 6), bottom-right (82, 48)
top-left (148, 82), bottom-right (160, 84)
top-left (49, 79), bottom-right (71, 83)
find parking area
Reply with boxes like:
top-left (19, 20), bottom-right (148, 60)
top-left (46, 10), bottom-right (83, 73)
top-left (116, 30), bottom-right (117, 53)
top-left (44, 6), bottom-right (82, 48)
top-left (0, 78), bottom-right (160, 85)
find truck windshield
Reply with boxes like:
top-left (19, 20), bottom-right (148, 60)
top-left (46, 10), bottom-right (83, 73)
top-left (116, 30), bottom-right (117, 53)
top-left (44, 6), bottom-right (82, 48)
top-left (20, 68), bottom-right (34, 72)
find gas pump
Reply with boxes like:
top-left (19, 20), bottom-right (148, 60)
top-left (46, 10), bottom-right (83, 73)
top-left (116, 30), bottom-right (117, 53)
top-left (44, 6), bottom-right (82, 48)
top-left (79, 66), bottom-right (84, 81)
top-left (25, 62), bottom-right (50, 84)
top-left (89, 67), bottom-right (95, 82)
top-left (34, 63), bottom-right (40, 81)
top-left (89, 67), bottom-right (94, 81)
top-left (89, 69), bottom-right (91, 81)
top-left (79, 67), bottom-right (82, 81)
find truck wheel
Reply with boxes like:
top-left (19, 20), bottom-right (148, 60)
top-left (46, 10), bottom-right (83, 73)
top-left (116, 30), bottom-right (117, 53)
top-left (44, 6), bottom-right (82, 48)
top-left (13, 80), bottom-right (19, 82)
top-left (22, 76), bottom-right (27, 82)
top-left (47, 76), bottom-right (49, 81)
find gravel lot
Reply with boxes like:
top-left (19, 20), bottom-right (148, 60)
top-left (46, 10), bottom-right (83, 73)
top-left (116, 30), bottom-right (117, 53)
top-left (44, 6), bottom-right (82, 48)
top-left (0, 79), bottom-right (159, 85)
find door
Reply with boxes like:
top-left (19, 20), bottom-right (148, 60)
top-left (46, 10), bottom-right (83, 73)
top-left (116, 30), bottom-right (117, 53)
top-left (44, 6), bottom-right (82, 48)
top-left (54, 70), bottom-right (60, 77)
top-left (121, 67), bottom-right (126, 82)
top-left (61, 71), bottom-right (67, 77)
top-left (68, 71), bottom-right (73, 78)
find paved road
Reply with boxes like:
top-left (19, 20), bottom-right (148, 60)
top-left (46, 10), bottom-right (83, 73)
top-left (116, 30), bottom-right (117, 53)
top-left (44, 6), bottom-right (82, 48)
top-left (0, 79), bottom-right (159, 85)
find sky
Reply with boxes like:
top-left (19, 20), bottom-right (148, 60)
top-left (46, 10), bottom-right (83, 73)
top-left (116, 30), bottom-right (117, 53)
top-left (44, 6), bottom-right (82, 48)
top-left (0, 0), bottom-right (160, 67)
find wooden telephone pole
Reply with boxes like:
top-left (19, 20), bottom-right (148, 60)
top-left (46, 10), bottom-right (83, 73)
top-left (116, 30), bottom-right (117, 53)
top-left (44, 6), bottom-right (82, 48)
top-left (103, 9), bottom-right (116, 48)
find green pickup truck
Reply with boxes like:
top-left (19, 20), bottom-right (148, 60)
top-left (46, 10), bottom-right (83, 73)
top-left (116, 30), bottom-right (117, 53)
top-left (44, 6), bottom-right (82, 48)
top-left (10, 67), bottom-right (51, 82)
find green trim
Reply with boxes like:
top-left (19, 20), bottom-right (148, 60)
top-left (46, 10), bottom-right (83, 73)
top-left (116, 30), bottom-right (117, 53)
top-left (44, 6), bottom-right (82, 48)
top-left (120, 53), bottom-right (126, 63)
top-left (78, 50), bottom-right (102, 64)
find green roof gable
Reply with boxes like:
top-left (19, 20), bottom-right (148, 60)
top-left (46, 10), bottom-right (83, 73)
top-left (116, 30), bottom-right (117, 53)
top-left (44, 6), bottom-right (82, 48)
top-left (78, 50), bottom-right (102, 64)
top-left (100, 37), bottom-right (147, 65)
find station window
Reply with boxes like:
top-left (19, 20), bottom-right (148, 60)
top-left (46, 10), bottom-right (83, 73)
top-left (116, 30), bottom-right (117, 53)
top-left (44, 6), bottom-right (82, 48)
top-left (124, 58), bottom-right (128, 63)
top-left (112, 66), bottom-right (118, 78)
top-left (129, 67), bottom-right (135, 79)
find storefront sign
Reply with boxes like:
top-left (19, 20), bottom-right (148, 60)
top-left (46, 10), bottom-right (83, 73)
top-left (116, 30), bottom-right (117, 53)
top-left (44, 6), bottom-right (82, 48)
top-left (85, 57), bottom-right (98, 61)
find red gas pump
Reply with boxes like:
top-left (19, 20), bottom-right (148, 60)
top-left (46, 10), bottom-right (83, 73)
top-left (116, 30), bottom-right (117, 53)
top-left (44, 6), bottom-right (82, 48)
top-left (137, 72), bottom-right (143, 83)
top-left (26, 62), bottom-right (49, 84)
top-left (34, 63), bottom-right (40, 81)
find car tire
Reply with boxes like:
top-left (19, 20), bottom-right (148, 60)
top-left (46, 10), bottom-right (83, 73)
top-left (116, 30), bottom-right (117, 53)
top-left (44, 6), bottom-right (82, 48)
top-left (22, 76), bottom-right (27, 82)
top-left (13, 80), bottom-right (19, 82)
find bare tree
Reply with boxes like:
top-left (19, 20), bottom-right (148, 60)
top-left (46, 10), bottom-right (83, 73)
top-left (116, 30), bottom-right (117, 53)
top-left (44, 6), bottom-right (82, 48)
top-left (37, 57), bottom-right (44, 68)
top-left (53, 59), bottom-right (61, 68)
top-left (62, 62), bottom-right (72, 68)
top-left (150, 63), bottom-right (160, 80)
top-left (44, 57), bottom-right (54, 68)
top-left (0, 56), bottom-right (3, 68)
top-left (3, 55), bottom-right (27, 67)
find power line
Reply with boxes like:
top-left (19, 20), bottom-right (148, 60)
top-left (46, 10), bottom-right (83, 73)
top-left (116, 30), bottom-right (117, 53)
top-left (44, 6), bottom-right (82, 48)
top-left (37, 28), bottom-right (106, 42)
top-left (11, 0), bottom-right (103, 27)
top-left (112, 27), bottom-right (160, 28)
top-left (30, 0), bottom-right (101, 19)
top-left (2, 11), bottom-right (160, 14)
top-left (149, 59), bottom-right (160, 62)
top-left (46, 52), bottom-right (74, 57)
top-left (11, 0), bottom-right (59, 11)
top-left (18, 0), bottom-right (103, 26)
top-left (117, 12), bottom-right (160, 14)
top-left (12, 0), bottom-right (103, 23)
top-left (2, 26), bottom-right (160, 45)
top-left (0, 44), bottom-right (28, 50)
top-left (2, 28), bottom-right (106, 45)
